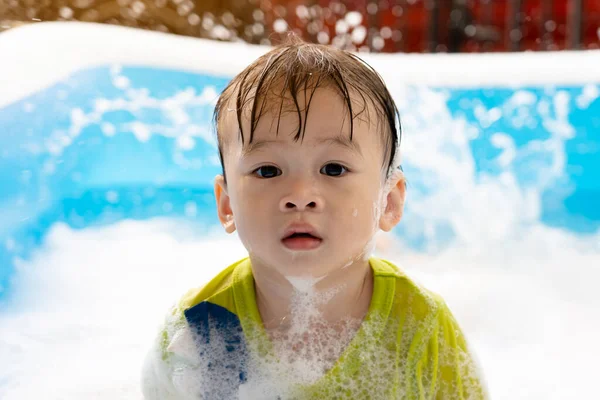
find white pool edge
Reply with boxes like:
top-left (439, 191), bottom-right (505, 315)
top-left (1, 21), bottom-right (599, 108)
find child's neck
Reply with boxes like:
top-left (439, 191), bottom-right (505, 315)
top-left (252, 258), bottom-right (374, 333)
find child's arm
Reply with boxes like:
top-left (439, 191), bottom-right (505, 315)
top-left (416, 302), bottom-right (488, 400)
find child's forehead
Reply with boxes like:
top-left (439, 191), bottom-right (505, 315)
top-left (219, 84), bottom-right (386, 158)
top-left (252, 85), bottom-right (352, 117)
top-left (252, 89), bottom-right (372, 130)
top-left (243, 109), bottom-right (372, 152)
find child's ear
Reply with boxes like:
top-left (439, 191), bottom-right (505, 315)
top-left (214, 175), bottom-right (236, 234)
top-left (378, 172), bottom-right (406, 232)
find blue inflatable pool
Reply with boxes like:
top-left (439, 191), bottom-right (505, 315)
top-left (1, 22), bottom-right (599, 302)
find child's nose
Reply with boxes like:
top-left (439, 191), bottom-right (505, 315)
top-left (279, 182), bottom-right (324, 213)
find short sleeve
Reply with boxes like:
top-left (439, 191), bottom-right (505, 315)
top-left (416, 302), bottom-right (488, 400)
top-left (140, 304), bottom-right (203, 400)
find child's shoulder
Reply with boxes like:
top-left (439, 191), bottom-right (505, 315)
top-left (150, 259), bottom-right (250, 365)
top-left (176, 257), bottom-right (250, 313)
top-left (371, 257), bottom-right (450, 322)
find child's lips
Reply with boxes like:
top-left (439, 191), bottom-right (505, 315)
top-left (281, 235), bottom-right (323, 251)
top-left (281, 222), bottom-right (323, 250)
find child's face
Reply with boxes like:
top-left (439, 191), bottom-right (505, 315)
top-left (215, 86), bottom-right (404, 278)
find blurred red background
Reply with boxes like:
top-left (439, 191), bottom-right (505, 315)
top-left (1, 0), bottom-right (599, 53)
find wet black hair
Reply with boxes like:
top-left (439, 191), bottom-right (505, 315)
top-left (213, 32), bottom-right (402, 182)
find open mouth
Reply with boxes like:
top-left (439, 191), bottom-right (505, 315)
top-left (281, 232), bottom-right (322, 251)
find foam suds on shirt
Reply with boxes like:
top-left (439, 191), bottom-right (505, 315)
top-left (238, 277), bottom-right (375, 399)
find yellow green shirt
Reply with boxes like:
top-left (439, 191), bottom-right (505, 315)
top-left (141, 257), bottom-right (487, 399)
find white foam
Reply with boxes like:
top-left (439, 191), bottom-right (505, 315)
top-left (0, 219), bottom-right (247, 399)
top-left (0, 219), bottom-right (598, 399)
top-left (380, 226), bottom-right (600, 400)
top-left (286, 276), bottom-right (323, 293)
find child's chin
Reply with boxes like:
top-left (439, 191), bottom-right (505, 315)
top-left (274, 252), bottom-right (346, 276)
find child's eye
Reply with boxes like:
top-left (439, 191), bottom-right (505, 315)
top-left (253, 165), bottom-right (282, 178)
top-left (320, 163), bottom-right (348, 177)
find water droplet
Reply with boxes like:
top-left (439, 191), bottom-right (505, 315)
top-left (351, 26), bottom-right (367, 44)
top-left (344, 11), bottom-right (362, 27)
top-left (335, 19), bottom-right (348, 35)
top-left (184, 201), bottom-right (197, 217)
top-left (101, 123), bottom-right (116, 136)
top-left (105, 191), bottom-right (119, 204)
top-left (59, 7), bottom-right (73, 19)
top-left (317, 31), bottom-right (329, 44)
top-left (188, 13), bottom-right (200, 26)
top-left (273, 18), bottom-right (288, 33)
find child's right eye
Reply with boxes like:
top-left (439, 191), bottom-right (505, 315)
top-left (253, 165), bottom-right (282, 178)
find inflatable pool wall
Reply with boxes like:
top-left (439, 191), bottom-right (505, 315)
top-left (0, 22), bottom-right (598, 302)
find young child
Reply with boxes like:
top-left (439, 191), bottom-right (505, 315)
top-left (141, 35), bottom-right (487, 399)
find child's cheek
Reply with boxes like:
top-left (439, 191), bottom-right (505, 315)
top-left (340, 200), bottom-right (379, 238)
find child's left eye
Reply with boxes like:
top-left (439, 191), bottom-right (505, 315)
top-left (320, 163), bottom-right (348, 177)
